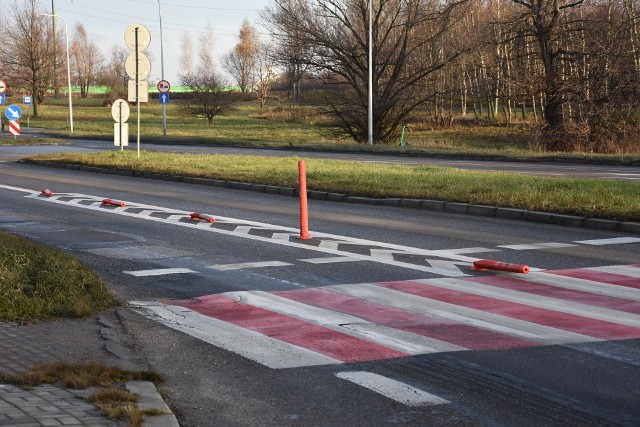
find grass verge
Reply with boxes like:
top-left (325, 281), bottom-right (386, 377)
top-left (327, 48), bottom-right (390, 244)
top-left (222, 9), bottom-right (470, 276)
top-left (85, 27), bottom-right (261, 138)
top-left (0, 231), bottom-right (117, 323)
top-left (27, 150), bottom-right (640, 222)
top-left (0, 360), bottom-right (166, 426)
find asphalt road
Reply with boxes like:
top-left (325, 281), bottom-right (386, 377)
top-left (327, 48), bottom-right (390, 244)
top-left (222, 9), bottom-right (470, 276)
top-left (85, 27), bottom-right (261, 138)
top-left (5, 130), bottom-right (640, 180)
top-left (1, 144), bottom-right (640, 426)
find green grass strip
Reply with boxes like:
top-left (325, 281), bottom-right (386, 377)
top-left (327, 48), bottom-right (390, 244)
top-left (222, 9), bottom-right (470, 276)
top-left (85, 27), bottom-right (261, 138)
top-left (26, 150), bottom-right (640, 222)
top-left (0, 231), bottom-right (117, 323)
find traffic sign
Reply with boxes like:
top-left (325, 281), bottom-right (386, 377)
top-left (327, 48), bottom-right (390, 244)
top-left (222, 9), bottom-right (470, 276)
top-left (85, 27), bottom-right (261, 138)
top-left (23, 96), bottom-right (32, 105)
top-left (124, 23), bottom-right (151, 52)
top-left (159, 93), bottom-right (170, 104)
top-left (0, 94), bottom-right (5, 105)
top-left (114, 123), bottom-right (129, 147)
top-left (157, 80), bottom-right (170, 93)
top-left (9, 120), bottom-right (20, 136)
top-left (111, 99), bottom-right (130, 123)
top-left (128, 80), bottom-right (149, 103)
top-left (5, 104), bottom-right (22, 120)
top-left (0, 80), bottom-right (6, 94)
top-left (125, 52), bottom-right (152, 81)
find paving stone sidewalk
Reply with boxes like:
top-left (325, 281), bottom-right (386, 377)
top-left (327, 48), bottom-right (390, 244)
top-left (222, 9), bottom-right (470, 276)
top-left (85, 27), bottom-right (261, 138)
top-left (0, 312), bottom-right (178, 427)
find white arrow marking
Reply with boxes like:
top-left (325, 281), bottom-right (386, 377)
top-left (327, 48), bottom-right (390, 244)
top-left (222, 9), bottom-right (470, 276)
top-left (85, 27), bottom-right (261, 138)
top-left (7, 107), bottom-right (19, 118)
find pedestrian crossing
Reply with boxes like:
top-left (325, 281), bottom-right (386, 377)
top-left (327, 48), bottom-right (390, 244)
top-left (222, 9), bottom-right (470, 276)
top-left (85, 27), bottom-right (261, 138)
top-left (131, 264), bottom-right (640, 369)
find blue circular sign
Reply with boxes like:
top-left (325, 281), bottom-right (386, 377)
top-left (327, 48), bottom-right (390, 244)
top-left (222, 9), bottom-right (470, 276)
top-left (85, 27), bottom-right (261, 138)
top-left (5, 104), bottom-right (22, 120)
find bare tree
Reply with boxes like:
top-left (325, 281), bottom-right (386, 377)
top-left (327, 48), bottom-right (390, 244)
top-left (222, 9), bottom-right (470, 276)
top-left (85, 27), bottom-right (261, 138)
top-left (510, 0), bottom-right (585, 149)
top-left (254, 44), bottom-right (278, 113)
top-left (181, 73), bottom-right (236, 124)
top-left (263, 0), bottom-right (315, 102)
top-left (179, 31), bottom-right (194, 76)
top-left (71, 23), bottom-right (103, 98)
top-left (0, 0), bottom-right (56, 117)
top-left (181, 24), bottom-right (236, 124)
top-left (266, 0), bottom-right (471, 144)
top-left (223, 20), bottom-right (260, 92)
top-left (99, 45), bottom-right (129, 105)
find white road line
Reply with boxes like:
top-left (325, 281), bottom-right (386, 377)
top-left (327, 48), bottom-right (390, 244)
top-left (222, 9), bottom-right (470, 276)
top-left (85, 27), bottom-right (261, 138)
top-left (418, 277), bottom-right (640, 328)
top-left (328, 283), bottom-right (598, 344)
top-left (499, 242), bottom-right (577, 250)
top-left (131, 301), bottom-right (341, 369)
top-left (207, 261), bottom-right (292, 271)
top-left (576, 237), bottom-right (640, 246)
top-left (335, 372), bottom-right (450, 406)
top-left (223, 291), bottom-right (465, 354)
top-left (123, 268), bottom-right (196, 277)
top-left (429, 247), bottom-right (501, 256)
top-left (370, 249), bottom-right (400, 261)
top-left (520, 272), bottom-right (640, 301)
top-left (272, 233), bottom-right (294, 241)
top-left (587, 265), bottom-right (640, 278)
top-left (298, 256), bottom-right (362, 264)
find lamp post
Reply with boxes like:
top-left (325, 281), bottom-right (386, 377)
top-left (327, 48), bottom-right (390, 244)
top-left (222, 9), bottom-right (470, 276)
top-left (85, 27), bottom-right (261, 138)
top-left (157, 0), bottom-right (167, 138)
top-left (42, 13), bottom-right (73, 133)
top-left (51, 0), bottom-right (59, 99)
top-left (368, 0), bottom-right (373, 145)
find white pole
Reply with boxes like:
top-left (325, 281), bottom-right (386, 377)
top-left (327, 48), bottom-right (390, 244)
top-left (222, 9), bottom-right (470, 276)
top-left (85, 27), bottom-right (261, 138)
top-left (42, 13), bottom-right (73, 133)
top-left (157, 0), bottom-right (167, 138)
top-left (368, 0), bottom-right (373, 145)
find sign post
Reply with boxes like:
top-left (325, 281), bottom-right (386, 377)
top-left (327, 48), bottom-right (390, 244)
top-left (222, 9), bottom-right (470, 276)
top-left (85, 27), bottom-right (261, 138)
top-left (0, 80), bottom-right (6, 138)
top-left (23, 96), bottom-right (32, 128)
top-left (124, 23), bottom-right (151, 159)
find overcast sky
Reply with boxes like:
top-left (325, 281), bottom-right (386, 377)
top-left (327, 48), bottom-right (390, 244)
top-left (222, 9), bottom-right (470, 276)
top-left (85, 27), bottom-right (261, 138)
top-left (48, 0), bottom-right (272, 85)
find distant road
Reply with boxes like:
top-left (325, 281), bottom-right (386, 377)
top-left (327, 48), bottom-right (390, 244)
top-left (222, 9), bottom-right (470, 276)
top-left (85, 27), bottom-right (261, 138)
top-left (4, 131), bottom-right (640, 181)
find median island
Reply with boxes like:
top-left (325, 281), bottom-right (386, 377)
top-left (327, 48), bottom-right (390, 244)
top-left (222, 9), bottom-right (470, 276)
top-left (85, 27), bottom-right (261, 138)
top-left (24, 151), bottom-right (640, 223)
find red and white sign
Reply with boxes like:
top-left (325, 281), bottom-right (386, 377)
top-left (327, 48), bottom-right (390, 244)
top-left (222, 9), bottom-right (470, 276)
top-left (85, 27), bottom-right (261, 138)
top-left (0, 80), bottom-right (6, 94)
top-left (9, 119), bottom-right (20, 136)
top-left (157, 79), bottom-right (170, 93)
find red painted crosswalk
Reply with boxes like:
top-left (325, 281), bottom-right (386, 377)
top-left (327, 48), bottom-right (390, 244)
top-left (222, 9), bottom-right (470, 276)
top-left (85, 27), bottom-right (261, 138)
top-left (135, 264), bottom-right (640, 369)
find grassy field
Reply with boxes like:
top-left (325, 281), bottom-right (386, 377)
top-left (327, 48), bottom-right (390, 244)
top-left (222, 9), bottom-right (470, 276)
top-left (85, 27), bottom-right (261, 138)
top-left (0, 231), bottom-right (117, 323)
top-left (10, 95), bottom-right (639, 162)
top-left (27, 151), bottom-right (640, 222)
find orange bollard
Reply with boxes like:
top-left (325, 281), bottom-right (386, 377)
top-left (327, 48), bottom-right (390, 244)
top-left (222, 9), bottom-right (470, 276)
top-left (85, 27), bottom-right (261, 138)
top-left (40, 189), bottom-right (54, 197)
top-left (101, 198), bottom-right (126, 207)
top-left (298, 160), bottom-right (311, 240)
top-left (472, 259), bottom-right (530, 274)
top-left (190, 212), bottom-right (216, 223)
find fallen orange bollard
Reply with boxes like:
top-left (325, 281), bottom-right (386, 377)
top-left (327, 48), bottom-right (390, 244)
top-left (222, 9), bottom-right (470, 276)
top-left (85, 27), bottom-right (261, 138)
top-left (190, 212), bottom-right (216, 223)
top-left (472, 259), bottom-right (530, 274)
top-left (101, 198), bottom-right (126, 207)
top-left (40, 189), bottom-right (54, 197)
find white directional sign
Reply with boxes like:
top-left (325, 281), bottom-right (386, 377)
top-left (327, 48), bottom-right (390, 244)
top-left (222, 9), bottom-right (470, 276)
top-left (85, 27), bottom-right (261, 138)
top-left (114, 123), bottom-right (129, 147)
top-left (128, 80), bottom-right (149, 103)
top-left (0, 80), bottom-right (6, 94)
top-left (5, 104), bottom-right (22, 120)
top-left (125, 53), bottom-right (152, 80)
top-left (111, 99), bottom-right (130, 123)
top-left (157, 80), bottom-right (170, 93)
top-left (124, 23), bottom-right (151, 52)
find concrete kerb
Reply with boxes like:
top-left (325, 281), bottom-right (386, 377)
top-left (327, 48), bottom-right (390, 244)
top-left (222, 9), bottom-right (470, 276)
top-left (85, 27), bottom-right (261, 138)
top-left (17, 159), bottom-right (640, 235)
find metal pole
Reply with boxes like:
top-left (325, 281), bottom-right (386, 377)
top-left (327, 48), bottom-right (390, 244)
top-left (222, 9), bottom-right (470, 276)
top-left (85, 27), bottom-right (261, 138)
top-left (52, 0), bottom-right (59, 99)
top-left (136, 27), bottom-right (141, 159)
top-left (157, 0), bottom-right (167, 138)
top-left (42, 13), bottom-right (73, 133)
top-left (368, 0), bottom-right (373, 145)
